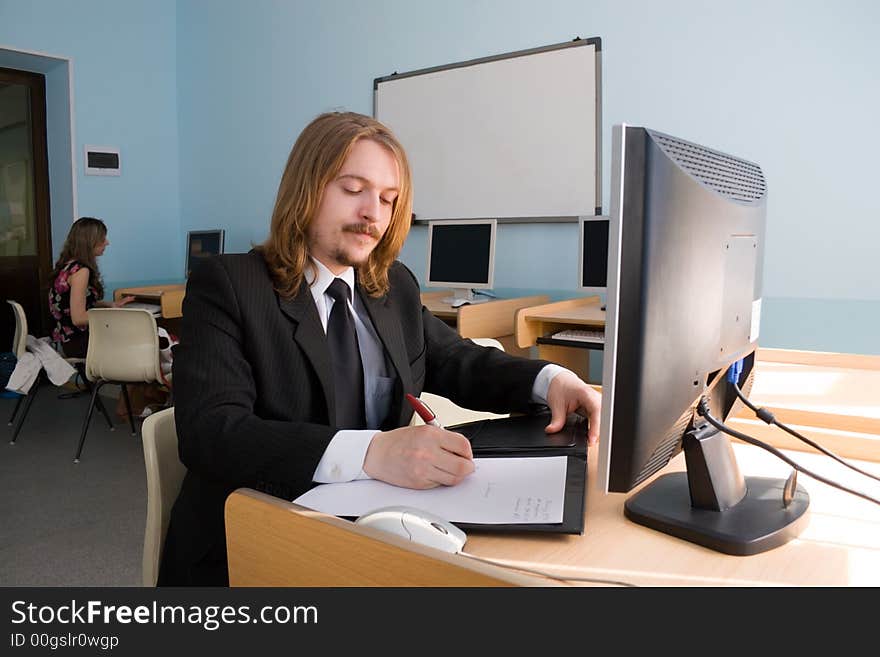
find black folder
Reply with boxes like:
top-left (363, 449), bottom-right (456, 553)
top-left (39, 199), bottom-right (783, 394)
top-left (447, 410), bottom-right (589, 535)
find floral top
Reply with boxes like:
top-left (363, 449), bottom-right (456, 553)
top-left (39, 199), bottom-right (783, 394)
top-left (49, 261), bottom-right (98, 345)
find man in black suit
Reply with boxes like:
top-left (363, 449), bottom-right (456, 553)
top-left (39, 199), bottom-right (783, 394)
top-left (158, 112), bottom-right (601, 585)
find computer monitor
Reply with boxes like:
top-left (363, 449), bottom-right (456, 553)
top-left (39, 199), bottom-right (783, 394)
top-left (425, 219), bottom-right (496, 304)
top-left (186, 229), bottom-right (225, 278)
top-left (578, 215), bottom-right (609, 295)
top-left (598, 124), bottom-right (809, 555)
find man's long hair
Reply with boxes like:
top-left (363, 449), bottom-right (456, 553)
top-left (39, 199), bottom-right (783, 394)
top-left (257, 111), bottom-right (413, 299)
top-left (52, 216), bottom-right (106, 299)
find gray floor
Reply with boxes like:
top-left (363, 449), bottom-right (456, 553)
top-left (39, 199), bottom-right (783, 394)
top-left (0, 386), bottom-right (146, 586)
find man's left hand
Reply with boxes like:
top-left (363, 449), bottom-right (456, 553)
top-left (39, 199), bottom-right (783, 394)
top-left (544, 371), bottom-right (602, 446)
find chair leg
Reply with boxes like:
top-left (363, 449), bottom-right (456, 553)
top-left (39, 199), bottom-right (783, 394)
top-left (74, 380), bottom-right (105, 463)
top-left (10, 376), bottom-right (41, 445)
top-left (8, 394), bottom-right (24, 425)
top-left (93, 392), bottom-right (116, 432)
top-left (120, 383), bottom-right (136, 436)
top-left (81, 375), bottom-right (114, 431)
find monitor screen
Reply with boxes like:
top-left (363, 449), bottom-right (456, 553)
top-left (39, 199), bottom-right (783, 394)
top-left (426, 220), bottom-right (496, 302)
top-left (578, 216), bottom-right (609, 293)
top-left (186, 229), bottom-right (225, 278)
top-left (597, 124), bottom-right (808, 555)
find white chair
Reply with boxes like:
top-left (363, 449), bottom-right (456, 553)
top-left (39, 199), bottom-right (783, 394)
top-left (74, 308), bottom-right (165, 462)
top-left (141, 407), bottom-right (186, 587)
top-left (409, 337), bottom-right (509, 427)
top-left (8, 298), bottom-right (26, 360)
top-left (5, 299), bottom-right (28, 435)
top-left (6, 299), bottom-right (114, 445)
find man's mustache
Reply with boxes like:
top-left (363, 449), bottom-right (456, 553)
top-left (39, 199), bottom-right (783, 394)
top-left (343, 223), bottom-right (381, 239)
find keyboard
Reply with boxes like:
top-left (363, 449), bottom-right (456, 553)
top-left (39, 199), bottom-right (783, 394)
top-left (125, 302), bottom-right (162, 316)
top-left (551, 328), bottom-right (605, 343)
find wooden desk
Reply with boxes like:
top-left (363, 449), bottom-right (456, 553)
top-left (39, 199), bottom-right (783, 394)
top-left (225, 489), bottom-right (552, 587)
top-left (114, 284), bottom-right (186, 319)
top-left (225, 440), bottom-right (880, 586)
top-left (515, 295), bottom-right (605, 381)
top-left (111, 285), bottom-right (544, 337)
top-left (729, 348), bottom-right (880, 462)
top-left (465, 441), bottom-right (880, 586)
top-left (421, 291), bottom-right (550, 357)
top-left (224, 346), bottom-right (880, 586)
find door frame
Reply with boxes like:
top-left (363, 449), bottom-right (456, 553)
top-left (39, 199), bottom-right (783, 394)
top-left (0, 45), bottom-right (77, 338)
top-left (0, 66), bottom-right (51, 336)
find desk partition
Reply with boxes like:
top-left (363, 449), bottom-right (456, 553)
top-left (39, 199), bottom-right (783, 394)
top-left (115, 284), bottom-right (186, 319)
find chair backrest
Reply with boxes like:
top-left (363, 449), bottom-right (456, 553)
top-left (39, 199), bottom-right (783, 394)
top-left (410, 337), bottom-right (509, 427)
top-left (86, 308), bottom-right (162, 383)
top-left (7, 299), bottom-right (27, 359)
top-left (141, 407), bottom-right (186, 587)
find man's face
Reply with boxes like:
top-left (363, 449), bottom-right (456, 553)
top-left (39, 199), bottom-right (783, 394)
top-left (307, 138), bottom-right (400, 274)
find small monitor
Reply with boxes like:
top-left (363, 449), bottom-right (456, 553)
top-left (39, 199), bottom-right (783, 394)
top-left (598, 124), bottom-right (808, 556)
top-left (426, 220), bottom-right (496, 304)
top-left (578, 215), bottom-right (609, 294)
top-left (186, 229), bottom-right (225, 278)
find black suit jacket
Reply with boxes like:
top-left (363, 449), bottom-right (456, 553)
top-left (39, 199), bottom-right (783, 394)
top-left (158, 251), bottom-right (549, 585)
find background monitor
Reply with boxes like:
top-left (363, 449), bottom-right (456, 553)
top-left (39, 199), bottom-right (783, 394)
top-left (186, 229), bottom-right (225, 278)
top-left (578, 215), bottom-right (609, 295)
top-left (426, 219), bottom-right (496, 304)
top-left (598, 124), bottom-right (808, 555)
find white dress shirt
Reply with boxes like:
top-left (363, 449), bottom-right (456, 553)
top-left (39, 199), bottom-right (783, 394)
top-left (309, 258), bottom-right (568, 483)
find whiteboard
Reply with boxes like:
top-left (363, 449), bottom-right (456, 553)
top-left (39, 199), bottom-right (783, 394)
top-left (374, 39), bottom-right (601, 223)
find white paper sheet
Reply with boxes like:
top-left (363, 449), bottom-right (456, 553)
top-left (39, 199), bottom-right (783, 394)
top-left (293, 456), bottom-right (568, 524)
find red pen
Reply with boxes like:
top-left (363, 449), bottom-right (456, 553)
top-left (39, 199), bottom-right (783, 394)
top-left (406, 393), bottom-right (443, 428)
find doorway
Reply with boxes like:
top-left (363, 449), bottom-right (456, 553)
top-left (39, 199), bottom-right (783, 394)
top-left (0, 66), bottom-right (53, 350)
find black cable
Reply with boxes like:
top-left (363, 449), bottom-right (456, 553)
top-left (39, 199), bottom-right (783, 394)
top-left (697, 398), bottom-right (880, 508)
top-left (733, 382), bottom-right (880, 485)
top-left (459, 551), bottom-right (637, 587)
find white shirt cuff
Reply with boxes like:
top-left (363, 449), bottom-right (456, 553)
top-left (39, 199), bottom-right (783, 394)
top-left (313, 365), bottom-right (569, 483)
top-left (531, 363), bottom-right (573, 404)
top-left (313, 430), bottom-right (379, 483)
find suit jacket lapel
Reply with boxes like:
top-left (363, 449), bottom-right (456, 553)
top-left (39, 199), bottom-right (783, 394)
top-left (278, 280), bottom-right (335, 423)
top-left (358, 285), bottom-right (413, 427)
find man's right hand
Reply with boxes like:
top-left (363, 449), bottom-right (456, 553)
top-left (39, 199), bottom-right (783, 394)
top-left (362, 425), bottom-right (474, 489)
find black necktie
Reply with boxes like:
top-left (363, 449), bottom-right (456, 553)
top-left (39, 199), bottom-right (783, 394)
top-left (325, 278), bottom-right (366, 429)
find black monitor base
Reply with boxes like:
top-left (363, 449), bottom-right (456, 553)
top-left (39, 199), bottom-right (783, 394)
top-left (624, 472), bottom-right (810, 556)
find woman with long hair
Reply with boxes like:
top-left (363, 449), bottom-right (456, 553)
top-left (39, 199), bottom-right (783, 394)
top-left (48, 216), bottom-right (134, 357)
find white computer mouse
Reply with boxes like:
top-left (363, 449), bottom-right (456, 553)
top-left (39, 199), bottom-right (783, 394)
top-left (355, 506), bottom-right (467, 554)
top-left (450, 298), bottom-right (471, 308)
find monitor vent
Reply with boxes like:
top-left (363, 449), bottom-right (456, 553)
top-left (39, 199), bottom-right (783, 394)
top-left (633, 409), bottom-right (692, 487)
top-left (652, 132), bottom-right (766, 203)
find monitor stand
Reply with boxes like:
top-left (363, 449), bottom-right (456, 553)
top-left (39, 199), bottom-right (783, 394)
top-left (623, 423), bottom-right (809, 555)
top-left (440, 288), bottom-right (491, 306)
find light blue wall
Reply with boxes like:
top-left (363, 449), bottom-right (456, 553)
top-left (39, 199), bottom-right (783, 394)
top-left (176, 0), bottom-right (880, 354)
top-left (3, 1), bottom-right (877, 353)
top-left (0, 0), bottom-right (181, 291)
top-left (44, 60), bottom-right (74, 257)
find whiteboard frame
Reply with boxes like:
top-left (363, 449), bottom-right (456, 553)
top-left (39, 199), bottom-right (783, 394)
top-left (374, 37), bottom-right (602, 225)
